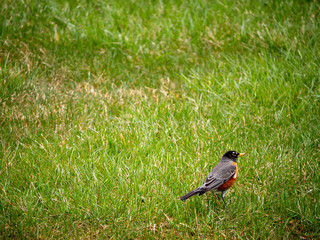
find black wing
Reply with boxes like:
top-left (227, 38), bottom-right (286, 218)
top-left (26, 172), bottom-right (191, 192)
top-left (201, 161), bottom-right (236, 191)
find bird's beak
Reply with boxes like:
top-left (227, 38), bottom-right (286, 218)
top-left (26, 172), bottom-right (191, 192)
top-left (238, 153), bottom-right (245, 157)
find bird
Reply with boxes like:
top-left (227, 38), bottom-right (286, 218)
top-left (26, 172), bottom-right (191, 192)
top-left (180, 150), bottom-right (245, 202)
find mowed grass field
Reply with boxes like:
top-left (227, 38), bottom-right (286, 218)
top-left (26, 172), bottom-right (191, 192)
top-left (1, 0), bottom-right (320, 238)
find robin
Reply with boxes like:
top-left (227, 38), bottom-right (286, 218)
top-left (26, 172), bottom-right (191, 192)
top-left (180, 151), bottom-right (245, 202)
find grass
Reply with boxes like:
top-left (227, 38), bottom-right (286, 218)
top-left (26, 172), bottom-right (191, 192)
top-left (1, 0), bottom-right (320, 238)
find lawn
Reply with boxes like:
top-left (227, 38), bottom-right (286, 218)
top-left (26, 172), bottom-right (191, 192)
top-left (1, 0), bottom-right (320, 239)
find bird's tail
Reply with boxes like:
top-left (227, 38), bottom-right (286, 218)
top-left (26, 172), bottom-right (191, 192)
top-left (180, 188), bottom-right (204, 201)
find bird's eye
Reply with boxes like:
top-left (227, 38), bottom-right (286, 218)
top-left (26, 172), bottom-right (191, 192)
top-left (232, 152), bottom-right (236, 156)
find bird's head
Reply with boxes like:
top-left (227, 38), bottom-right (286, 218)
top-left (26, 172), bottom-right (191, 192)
top-left (223, 150), bottom-right (245, 162)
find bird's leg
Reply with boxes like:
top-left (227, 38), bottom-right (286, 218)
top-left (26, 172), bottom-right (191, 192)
top-left (215, 192), bottom-right (220, 200)
top-left (221, 191), bottom-right (226, 207)
top-left (221, 195), bottom-right (225, 204)
top-left (213, 192), bottom-right (222, 206)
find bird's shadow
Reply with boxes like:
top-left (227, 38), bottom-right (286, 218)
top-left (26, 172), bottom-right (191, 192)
top-left (206, 193), bottom-right (228, 209)
top-left (186, 193), bottom-right (228, 215)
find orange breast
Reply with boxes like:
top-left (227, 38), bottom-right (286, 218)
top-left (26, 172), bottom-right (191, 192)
top-left (217, 162), bottom-right (238, 191)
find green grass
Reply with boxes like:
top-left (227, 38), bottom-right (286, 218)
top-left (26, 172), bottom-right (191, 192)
top-left (1, 0), bottom-right (320, 238)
